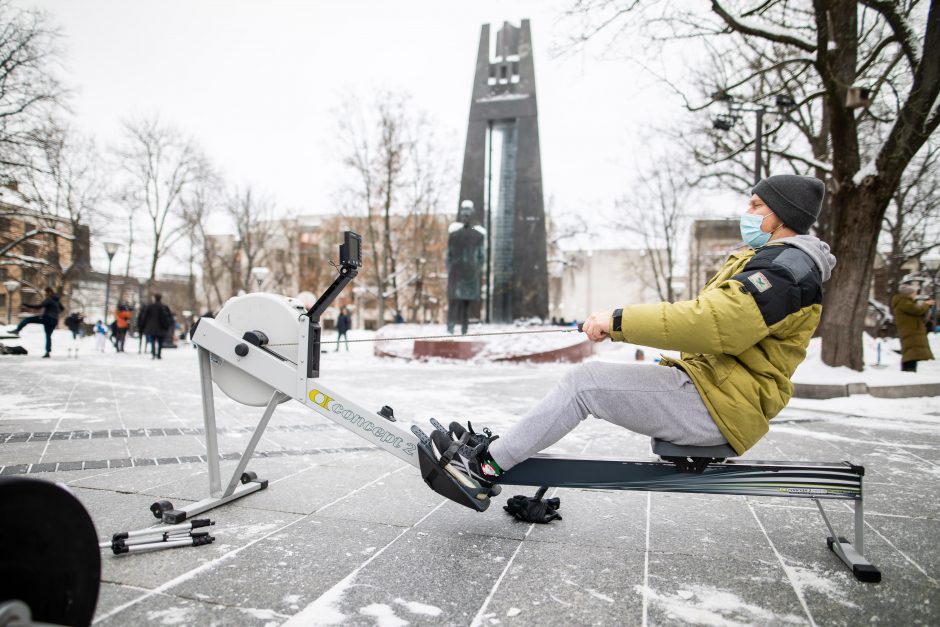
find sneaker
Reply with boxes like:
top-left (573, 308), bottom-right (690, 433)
top-left (429, 425), bottom-right (502, 488)
top-left (42, 353), bottom-right (50, 359)
top-left (448, 421), bottom-right (498, 449)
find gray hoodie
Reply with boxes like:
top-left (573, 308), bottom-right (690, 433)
top-left (771, 234), bottom-right (837, 282)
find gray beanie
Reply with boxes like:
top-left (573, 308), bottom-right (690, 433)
top-left (752, 175), bottom-right (825, 234)
top-left (898, 284), bottom-right (917, 297)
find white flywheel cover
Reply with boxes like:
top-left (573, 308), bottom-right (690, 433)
top-left (211, 293), bottom-right (307, 406)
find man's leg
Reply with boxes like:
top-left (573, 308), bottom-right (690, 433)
top-left (447, 300), bottom-right (458, 334)
top-left (155, 335), bottom-right (163, 359)
top-left (901, 360), bottom-right (917, 372)
top-left (13, 315), bottom-right (44, 333)
top-left (487, 362), bottom-right (727, 472)
top-left (42, 319), bottom-right (56, 356)
top-left (458, 300), bottom-right (470, 335)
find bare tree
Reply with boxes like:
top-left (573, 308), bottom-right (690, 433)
top-left (0, 121), bottom-right (105, 306)
top-left (225, 186), bottom-right (278, 293)
top-left (400, 118), bottom-right (455, 322)
top-left (180, 179), bottom-right (226, 312)
top-left (266, 210), bottom-right (300, 296)
top-left (336, 91), bottom-right (414, 325)
top-left (116, 116), bottom-right (211, 290)
top-left (19, 120), bottom-right (105, 272)
top-left (565, 0), bottom-right (940, 369)
top-left (0, 1), bottom-right (67, 179)
top-left (615, 160), bottom-right (689, 302)
top-left (880, 139), bottom-right (940, 296)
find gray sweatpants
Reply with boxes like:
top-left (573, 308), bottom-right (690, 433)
top-left (487, 361), bottom-right (728, 471)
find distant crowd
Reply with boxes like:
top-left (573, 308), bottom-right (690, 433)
top-left (6, 289), bottom-right (182, 359)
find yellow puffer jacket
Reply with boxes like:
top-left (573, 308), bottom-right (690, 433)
top-left (609, 241), bottom-right (830, 454)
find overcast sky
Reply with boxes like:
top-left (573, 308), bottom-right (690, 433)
top-left (15, 0), bottom-right (739, 268)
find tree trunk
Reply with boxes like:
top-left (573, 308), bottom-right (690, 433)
top-left (819, 186), bottom-right (888, 370)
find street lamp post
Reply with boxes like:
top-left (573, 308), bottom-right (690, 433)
top-left (712, 93), bottom-right (796, 184)
top-left (3, 280), bottom-right (18, 325)
top-left (103, 242), bottom-right (121, 324)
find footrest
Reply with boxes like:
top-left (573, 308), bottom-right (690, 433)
top-left (415, 440), bottom-right (493, 512)
top-left (651, 438), bottom-right (737, 459)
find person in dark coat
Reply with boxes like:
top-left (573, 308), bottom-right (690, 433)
top-left (64, 312), bottom-right (84, 339)
top-left (335, 307), bottom-right (351, 351)
top-left (446, 200), bottom-right (485, 335)
top-left (892, 284), bottom-right (935, 372)
top-left (8, 287), bottom-right (62, 358)
top-left (138, 293), bottom-right (174, 360)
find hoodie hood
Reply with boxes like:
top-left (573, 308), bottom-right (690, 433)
top-left (771, 234), bottom-right (837, 282)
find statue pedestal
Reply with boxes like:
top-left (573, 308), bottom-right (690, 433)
top-left (374, 324), bottom-right (593, 364)
top-left (413, 340), bottom-right (485, 360)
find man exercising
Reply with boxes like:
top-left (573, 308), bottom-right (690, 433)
top-left (431, 174), bottom-right (836, 486)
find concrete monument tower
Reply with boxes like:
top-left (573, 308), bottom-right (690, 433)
top-left (458, 19), bottom-right (548, 323)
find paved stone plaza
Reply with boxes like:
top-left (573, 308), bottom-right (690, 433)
top-left (1, 329), bottom-right (939, 625)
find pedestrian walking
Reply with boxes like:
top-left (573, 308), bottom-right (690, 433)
top-left (7, 287), bottom-right (62, 358)
top-left (64, 312), bottom-right (84, 340)
top-left (94, 320), bottom-right (107, 353)
top-left (137, 294), bottom-right (174, 360)
top-left (892, 284), bottom-right (935, 372)
top-left (113, 304), bottom-right (132, 352)
top-left (335, 307), bottom-right (351, 351)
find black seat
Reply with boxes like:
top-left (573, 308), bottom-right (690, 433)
top-left (651, 438), bottom-right (738, 459)
top-left (651, 438), bottom-right (738, 472)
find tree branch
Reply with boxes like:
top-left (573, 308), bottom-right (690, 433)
top-left (711, 0), bottom-right (816, 52)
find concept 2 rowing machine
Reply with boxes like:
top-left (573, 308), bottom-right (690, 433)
top-left (179, 230), bottom-right (878, 582)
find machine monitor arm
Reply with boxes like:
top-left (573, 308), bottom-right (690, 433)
top-left (305, 231), bottom-right (362, 377)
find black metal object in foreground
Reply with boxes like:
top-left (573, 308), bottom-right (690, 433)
top-left (0, 477), bottom-right (101, 627)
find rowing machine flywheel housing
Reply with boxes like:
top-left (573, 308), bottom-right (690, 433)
top-left (211, 293), bottom-right (307, 406)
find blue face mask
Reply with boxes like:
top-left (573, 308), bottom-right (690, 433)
top-left (740, 213), bottom-right (772, 247)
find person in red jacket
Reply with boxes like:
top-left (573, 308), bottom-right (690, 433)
top-left (113, 304), bottom-right (133, 352)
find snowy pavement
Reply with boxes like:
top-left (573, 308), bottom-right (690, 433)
top-left (1, 326), bottom-right (939, 626)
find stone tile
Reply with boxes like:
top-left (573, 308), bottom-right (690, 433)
top-left (144, 514), bottom-right (409, 616)
top-left (279, 525), bottom-right (523, 625)
top-left (479, 541), bottom-right (645, 625)
top-left (749, 500), bottom-right (938, 625)
top-left (94, 589), bottom-right (288, 626)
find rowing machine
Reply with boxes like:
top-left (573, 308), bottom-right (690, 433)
top-left (180, 230), bottom-right (879, 581)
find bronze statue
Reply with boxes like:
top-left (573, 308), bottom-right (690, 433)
top-left (447, 200), bottom-right (485, 334)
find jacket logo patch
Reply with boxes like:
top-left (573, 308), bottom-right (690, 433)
top-left (748, 272), bottom-right (772, 292)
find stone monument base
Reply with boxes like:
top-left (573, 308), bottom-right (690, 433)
top-left (375, 324), bottom-right (593, 364)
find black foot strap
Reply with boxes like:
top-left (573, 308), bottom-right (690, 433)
top-left (504, 486), bottom-right (561, 524)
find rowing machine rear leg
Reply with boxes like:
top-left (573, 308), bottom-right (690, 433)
top-left (815, 499), bottom-right (881, 583)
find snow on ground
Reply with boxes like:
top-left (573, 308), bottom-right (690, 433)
top-left (792, 333), bottom-right (940, 386)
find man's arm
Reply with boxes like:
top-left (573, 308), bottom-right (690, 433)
top-left (601, 247), bottom-right (821, 355)
top-left (605, 283), bottom-right (770, 355)
top-left (894, 299), bottom-right (933, 316)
